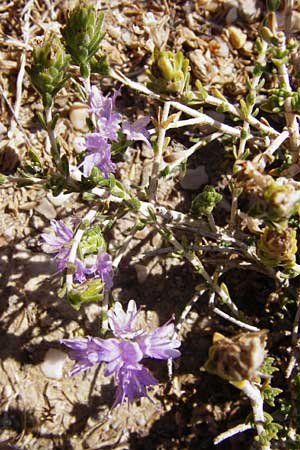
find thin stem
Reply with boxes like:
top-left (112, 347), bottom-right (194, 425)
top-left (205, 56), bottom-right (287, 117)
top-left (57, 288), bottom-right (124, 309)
top-left (168, 287), bottom-right (206, 379)
top-left (149, 101), bottom-right (171, 201)
top-left (45, 106), bottom-right (60, 164)
top-left (157, 224), bottom-right (245, 318)
top-left (101, 292), bottom-right (110, 334)
top-left (237, 39), bottom-right (268, 158)
top-left (214, 423), bottom-right (253, 445)
top-left (213, 307), bottom-right (259, 332)
top-left (262, 129), bottom-right (290, 160)
top-left (285, 289), bottom-right (300, 378)
top-left (240, 381), bottom-right (269, 450)
top-left (169, 101), bottom-right (241, 137)
top-left (276, 31), bottom-right (300, 161)
top-left (203, 94), bottom-right (279, 136)
top-left (110, 67), bottom-right (160, 99)
top-left (229, 40), bottom-right (268, 232)
top-left (207, 213), bottom-right (217, 233)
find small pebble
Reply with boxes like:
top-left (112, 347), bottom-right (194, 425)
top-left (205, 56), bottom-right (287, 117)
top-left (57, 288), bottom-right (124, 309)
top-left (36, 197), bottom-right (57, 220)
top-left (69, 102), bottom-right (89, 132)
top-left (40, 348), bottom-right (67, 380)
top-left (228, 26), bottom-right (247, 49)
top-left (47, 191), bottom-right (72, 207)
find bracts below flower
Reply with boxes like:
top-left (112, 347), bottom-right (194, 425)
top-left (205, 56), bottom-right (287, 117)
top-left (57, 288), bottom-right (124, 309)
top-left (41, 220), bottom-right (113, 292)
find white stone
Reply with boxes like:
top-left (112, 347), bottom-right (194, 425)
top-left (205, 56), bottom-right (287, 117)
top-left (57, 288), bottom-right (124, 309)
top-left (69, 102), bottom-right (89, 132)
top-left (40, 348), bottom-right (67, 380)
top-left (47, 191), bottom-right (72, 207)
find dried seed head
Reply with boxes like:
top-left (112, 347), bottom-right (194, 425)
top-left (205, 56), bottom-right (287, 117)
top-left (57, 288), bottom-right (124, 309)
top-left (257, 226), bottom-right (297, 268)
top-left (205, 330), bottom-right (268, 382)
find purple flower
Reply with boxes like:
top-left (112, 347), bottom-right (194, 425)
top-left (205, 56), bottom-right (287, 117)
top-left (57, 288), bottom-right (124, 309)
top-left (63, 336), bottom-right (121, 375)
top-left (108, 299), bottom-right (141, 339)
top-left (122, 116), bottom-right (151, 147)
top-left (73, 258), bottom-right (88, 283)
top-left (81, 250), bottom-right (113, 290)
top-left (89, 86), bottom-right (119, 118)
top-left (41, 220), bottom-right (73, 271)
top-left (138, 322), bottom-right (181, 360)
top-left (85, 133), bottom-right (109, 151)
top-left (94, 251), bottom-right (113, 290)
top-left (80, 135), bottom-right (116, 178)
top-left (62, 300), bottom-right (181, 407)
top-left (113, 365), bottom-right (158, 407)
top-left (88, 86), bottom-right (121, 141)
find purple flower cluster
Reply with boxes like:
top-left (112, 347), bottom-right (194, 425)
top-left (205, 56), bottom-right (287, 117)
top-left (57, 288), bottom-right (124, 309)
top-left (62, 300), bottom-right (181, 407)
top-left (75, 251), bottom-right (113, 290)
top-left (41, 220), bottom-right (113, 289)
top-left (80, 86), bottom-right (151, 178)
top-left (41, 220), bottom-right (73, 272)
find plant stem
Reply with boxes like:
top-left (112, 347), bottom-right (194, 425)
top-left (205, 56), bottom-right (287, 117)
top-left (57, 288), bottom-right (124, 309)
top-left (45, 106), bottom-right (60, 165)
top-left (240, 381), bottom-right (270, 450)
top-left (149, 101), bottom-right (171, 201)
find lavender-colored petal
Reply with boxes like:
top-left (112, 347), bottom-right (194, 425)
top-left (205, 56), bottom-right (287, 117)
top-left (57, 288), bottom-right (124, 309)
top-left (97, 113), bottom-right (121, 141)
top-left (112, 364), bottom-right (158, 407)
top-left (51, 219), bottom-right (73, 242)
top-left (79, 153), bottom-right (96, 178)
top-left (89, 86), bottom-right (120, 123)
top-left (41, 220), bottom-right (73, 252)
top-left (56, 256), bottom-right (69, 272)
top-left (88, 86), bottom-right (106, 116)
top-left (122, 116), bottom-right (151, 147)
top-left (41, 233), bottom-right (65, 251)
top-left (104, 341), bottom-right (143, 376)
top-left (96, 251), bottom-right (113, 290)
top-left (62, 336), bottom-right (121, 375)
top-left (138, 322), bottom-right (181, 360)
top-left (73, 258), bottom-right (88, 283)
top-left (79, 148), bottom-right (116, 179)
top-left (108, 300), bottom-right (142, 339)
top-left (85, 133), bottom-right (109, 151)
top-left (41, 220), bottom-right (73, 271)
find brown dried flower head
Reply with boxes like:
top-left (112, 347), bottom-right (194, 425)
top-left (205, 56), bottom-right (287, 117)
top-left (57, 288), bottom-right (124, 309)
top-left (205, 330), bottom-right (268, 382)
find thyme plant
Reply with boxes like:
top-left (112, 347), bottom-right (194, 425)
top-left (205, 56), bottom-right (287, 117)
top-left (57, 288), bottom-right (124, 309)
top-left (3, 1), bottom-right (300, 448)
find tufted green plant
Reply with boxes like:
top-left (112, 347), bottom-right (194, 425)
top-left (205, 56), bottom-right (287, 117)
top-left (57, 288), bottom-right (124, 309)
top-left (146, 47), bottom-right (190, 96)
top-left (191, 185), bottom-right (223, 217)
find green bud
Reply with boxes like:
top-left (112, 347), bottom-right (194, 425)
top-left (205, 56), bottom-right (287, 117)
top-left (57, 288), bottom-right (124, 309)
top-left (260, 26), bottom-right (274, 43)
top-left (61, 4), bottom-right (105, 78)
top-left (147, 47), bottom-right (190, 96)
top-left (26, 36), bottom-right (70, 107)
top-left (191, 185), bottom-right (222, 216)
top-left (79, 225), bottom-right (106, 256)
top-left (157, 54), bottom-right (174, 80)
